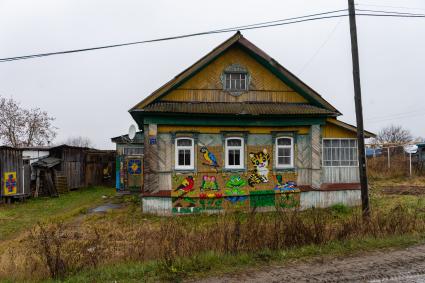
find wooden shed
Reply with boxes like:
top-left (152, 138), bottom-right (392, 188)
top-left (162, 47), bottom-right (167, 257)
top-left (85, 149), bottom-right (116, 187)
top-left (32, 145), bottom-right (116, 196)
top-left (0, 146), bottom-right (31, 200)
top-left (48, 145), bottom-right (88, 190)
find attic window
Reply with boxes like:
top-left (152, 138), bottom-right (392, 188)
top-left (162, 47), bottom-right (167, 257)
top-left (225, 73), bottom-right (247, 91)
top-left (221, 64), bottom-right (250, 95)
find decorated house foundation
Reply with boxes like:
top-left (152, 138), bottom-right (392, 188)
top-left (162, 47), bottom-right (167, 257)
top-left (127, 32), bottom-right (374, 215)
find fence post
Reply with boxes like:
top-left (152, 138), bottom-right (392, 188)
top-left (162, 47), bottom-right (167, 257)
top-left (410, 152), bottom-right (412, 177)
top-left (387, 148), bottom-right (390, 169)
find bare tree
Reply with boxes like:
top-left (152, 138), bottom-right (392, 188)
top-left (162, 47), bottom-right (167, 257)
top-left (372, 125), bottom-right (413, 146)
top-left (64, 136), bottom-right (93, 148)
top-left (0, 96), bottom-right (57, 147)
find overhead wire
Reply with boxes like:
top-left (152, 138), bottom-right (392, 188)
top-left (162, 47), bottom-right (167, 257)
top-left (355, 3), bottom-right (425, 12)
top-left (367, 111), bottom-right (425, 124)
top-left (1, 8), bottom-right (424, 63)
top-left (297, 18), bottom-right (343, 75)
top-left (356, 8), bottom-right (425, 16)
top-left (367, 108), bottom-right (425, 121)
top-left (0, 9), bottom-right (349, 63)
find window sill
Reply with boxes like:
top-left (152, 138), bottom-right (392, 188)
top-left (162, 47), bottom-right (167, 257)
top-left (174, 168), bottom-right (195, 173)
top-left (274, 167), bottom-right (296, 173)
top-left (222, 168), bottom-right (246, 173)
top-left (322, 166), bottom-right (359, 168)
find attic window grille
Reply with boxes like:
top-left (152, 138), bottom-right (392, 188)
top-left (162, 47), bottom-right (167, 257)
top-left (225, 73), bottom-right (247, 91)
top-left (221, 64), bottom-right (250, 95)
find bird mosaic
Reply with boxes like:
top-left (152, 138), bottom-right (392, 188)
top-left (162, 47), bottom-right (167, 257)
top-left (200, 146), bottom-right (218, 167)
top-left (175, 176), bottom-right (195, 193)
top-left (200, 175), bottom-right (219, 191)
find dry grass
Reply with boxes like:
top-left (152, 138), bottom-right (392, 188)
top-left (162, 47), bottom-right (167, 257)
top-left (1, 200), bottom-right (424, 282)
top-left (367, 154), bottom-right (424, 179)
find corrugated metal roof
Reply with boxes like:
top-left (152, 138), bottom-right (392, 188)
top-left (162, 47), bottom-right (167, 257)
top-left (140, 102), bottom-right (336, 116)
top-left (32, 157), bottom-right (61, 168)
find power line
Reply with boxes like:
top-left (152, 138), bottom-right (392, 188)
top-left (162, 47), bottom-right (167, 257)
top-left (211, 9), bottom-right (348, 33)
top-left (368, 108), bottom-right (425, 121)
top-left (367, 111), bottom-right (425, 124)
top-left (356, 3), bottom-right (425, 12)
top-left (1, 9), bottom-right (424, 63)
top-left (356, 8), bottom-right (425, 16)
top-left (297, 18), bottom-right (343, 75)
top-left (0, 10), bottom-right (349, 63)
top-left (357, 13), bottom-right (425, 18)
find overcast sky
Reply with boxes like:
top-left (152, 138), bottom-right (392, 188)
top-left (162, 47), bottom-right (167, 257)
top-left (1, 0), bottom-right (424, 149)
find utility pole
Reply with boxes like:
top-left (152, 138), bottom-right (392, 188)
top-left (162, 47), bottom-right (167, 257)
top-left (348, 0), bottom-right (370, 217)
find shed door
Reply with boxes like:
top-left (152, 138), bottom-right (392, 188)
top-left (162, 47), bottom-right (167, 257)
top-left (126, 157), bottom-right (143, 190)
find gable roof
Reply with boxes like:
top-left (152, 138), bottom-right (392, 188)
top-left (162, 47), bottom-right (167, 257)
top-left (327, 118), bottom-right (376, 138)
top-left (130, 32), bottom-right (341, 115)
top-left (111, 131), bottom-right (144, 144)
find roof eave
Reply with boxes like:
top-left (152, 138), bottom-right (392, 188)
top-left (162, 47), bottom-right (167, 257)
top-left (327, 118), bottom-right (376, 138)
top-left (129, 32), bottom-right (341, 115)
top-left (129, 32), bottom-right (243, 112)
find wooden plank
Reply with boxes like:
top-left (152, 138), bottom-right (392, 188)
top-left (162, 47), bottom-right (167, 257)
top-left (311, 125), bottom-right (322, 189)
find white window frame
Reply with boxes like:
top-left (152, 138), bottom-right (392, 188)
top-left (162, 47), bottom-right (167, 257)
top-left (275, 137), bottom-right (294, 169)
top-left (322, 138), bottom-right (359, 167)
top-left (224, 73), bottom-right (248, 91)
top-left (175, 137), bottom-right (195, 170)
top-left (225, 137), bottom-right (244, 170)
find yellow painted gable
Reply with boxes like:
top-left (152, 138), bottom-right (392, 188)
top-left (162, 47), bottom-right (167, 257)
top-left (322, 121), bottom-right (357, 138)
top-left (161, 45), bottom-right (308, 103)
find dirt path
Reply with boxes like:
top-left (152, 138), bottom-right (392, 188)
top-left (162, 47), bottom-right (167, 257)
top-left (194, 244), bottom-right (425, 283)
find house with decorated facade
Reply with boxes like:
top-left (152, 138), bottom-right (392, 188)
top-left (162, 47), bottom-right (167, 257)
top-left (128, 32), bottom-right (374, 214)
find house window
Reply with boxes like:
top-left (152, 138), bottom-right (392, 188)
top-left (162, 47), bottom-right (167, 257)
top-left (225, 137), bottom-right (244, 169)
top-left (175, 138), bottom-right (194, 170)
top-left (276, 137), bottom-right (294, 168)
top-left (224, 73), bottom-right (247, 91)
top-left (323, 139), bottom-right (358, 167)
top-left (123, 147), bottom-right (144, 155)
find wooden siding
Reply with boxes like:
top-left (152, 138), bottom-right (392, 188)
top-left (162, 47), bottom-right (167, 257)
top-left (296, 134), bottom-right (312, 185)
top-left (322, 167), bottom-right (360, 183)
top-left (322, 122), bottom-right (357, 138)
top-left (311, 125), bottom-right (322, 189)
top-left (142, 197), bottom-right (172, 215)
top-left (143, 124), bottom-right (159, 193)
top-left (158, 125), bottom-right (310, 134)
top-left (300, 190), bottom-right (361, 209)
top-left (50, 146), bottom-right (86, 190)
top-left (162, 45), bottom-right (308, 103)
top-left (0, 147), bottom-right (30, 197)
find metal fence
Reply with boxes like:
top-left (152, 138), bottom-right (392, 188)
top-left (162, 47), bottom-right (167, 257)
top-left (366, 144), bottom-right (424, 177)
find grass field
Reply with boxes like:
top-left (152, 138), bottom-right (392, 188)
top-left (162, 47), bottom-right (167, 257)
top-left (0, 179), bottom-right (424, 282)
top-left (0, 186), bottom-right (115, 240)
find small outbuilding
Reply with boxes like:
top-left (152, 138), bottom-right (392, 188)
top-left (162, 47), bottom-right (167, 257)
top-left (32, 145), bottom-right (116, 196)
top-left (111, 131), bottom-right (144, 192)
top-left (0, 146), bottom-right (31, 201)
